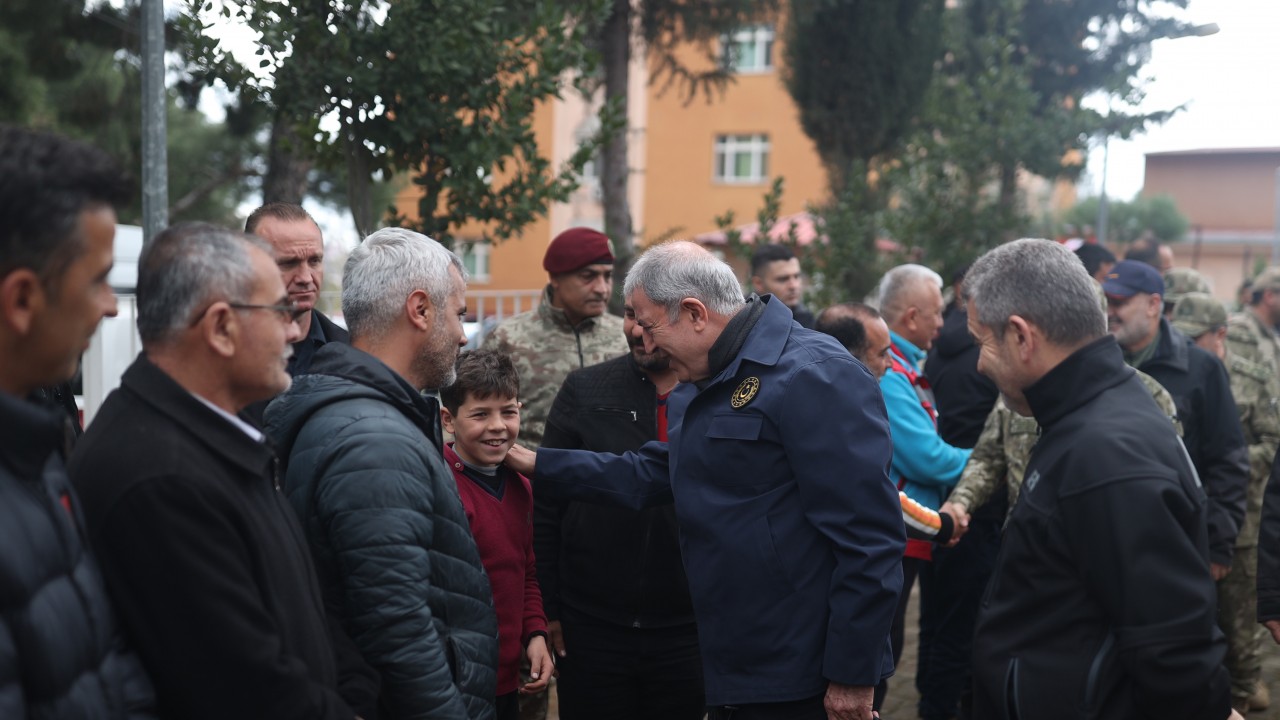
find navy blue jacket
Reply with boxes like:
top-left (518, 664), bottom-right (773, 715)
top-left (536, 296), bottom-right (904, 705)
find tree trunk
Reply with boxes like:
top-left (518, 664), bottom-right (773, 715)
top-left (997, 161), bottom-right (1018, 243)
top-left (262, 111), bottom-right (312, 204)
top-left (601, 0), bottom-right (633, 313)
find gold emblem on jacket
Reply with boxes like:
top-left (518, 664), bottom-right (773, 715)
top-left (731, 377), bottom-right (760, 408)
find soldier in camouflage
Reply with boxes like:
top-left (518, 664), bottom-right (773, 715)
top-left (1227, 266), bottom-right (1280, 377)
top-left (1173, 292), bottom-right (1280, 714)
top-left (482, 228), bottom-right (628, 451)
top-left (1163, 266), bottom-right (1212, 317)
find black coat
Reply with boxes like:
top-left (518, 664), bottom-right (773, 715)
top-left (0, 391), bottom-right (155, 719)
top-left (972, 337), bottom-right (1230, 720)
top-left (538, 353), bottom-right (695, 628)
top-left (925, 306), bottom-right (998, 450)
top-left (1255, 451), bottom-right (1280, 623)
top-left (266, 342), bottom-right (498, 720)
top-left (69, 356), bottom-right (374, 720)
top-left (1136, 318), bottom-right (1249, 565)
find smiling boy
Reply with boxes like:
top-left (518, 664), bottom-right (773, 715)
top-left (441, 350), bottom-right (553, 720)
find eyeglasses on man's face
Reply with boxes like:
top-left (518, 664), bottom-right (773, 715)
top-left (228, 300), bottom-right (308, 324)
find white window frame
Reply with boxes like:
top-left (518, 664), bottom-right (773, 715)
top-left (720, 25), bottom-right (775, 73)
top-left (713, 134), bottom-right (770, 185)
top-left (456, 239), bottom-right (491, 283)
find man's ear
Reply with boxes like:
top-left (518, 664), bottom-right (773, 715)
top-left (750, 276), bottom-right (765, 294)
top-left (0, 269), bottom-right (44, 335)
top-left (440, 406), bottom-right (455, 435)
top-left (681, 298), bottom-right (709, 329)
top-left (201, 303), bottom-right (238, 358)
top-left (1007, 315), bottom-right (1035, 361)
top-left (407, 289), bottom-right (432, 331)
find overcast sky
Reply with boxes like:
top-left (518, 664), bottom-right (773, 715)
top-left (1084, 0), bottom-right (1280, 200)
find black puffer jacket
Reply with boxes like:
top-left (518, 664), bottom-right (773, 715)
top-left (0, 392), bottom-right (155, 719)
top-left (537, 353), bottom-right (695, 628)
top-left (973, 337), bottom-right (1229, 720)
top-left (266, 343), bottom-right (498, 720)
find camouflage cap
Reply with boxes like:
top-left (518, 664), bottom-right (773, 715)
top-left (1163, 267), bottom-right (1211, 306)
top-left (1253, 266), bottom-right (1280, 294)
top-left (1171, 291), bottom-right (1228, 338)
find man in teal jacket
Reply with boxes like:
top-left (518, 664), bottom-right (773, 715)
top-left (507, 241), bottom-right (903, 720)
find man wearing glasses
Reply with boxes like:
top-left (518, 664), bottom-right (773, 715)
top-left (69, 222), bottom-right (377, 720)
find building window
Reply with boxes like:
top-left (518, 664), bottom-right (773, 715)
top-left (457, 239), bottom-right (491, 283)
top-left (721, 25), bottom-right (775, 73)
top-left (713, 134), bottom-right (770, 184)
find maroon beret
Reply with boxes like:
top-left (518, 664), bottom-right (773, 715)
top-left (543, 227), bottom-right (614, 275)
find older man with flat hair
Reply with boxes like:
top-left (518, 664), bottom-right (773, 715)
top-left (966, 239), bottom-right (1238, 720)
top-left (70, 223), bottom-right (375, 719)
top-left (508, 240), bottom-right (903, 720)
top-left (267, 228), bottom-right (498, 720)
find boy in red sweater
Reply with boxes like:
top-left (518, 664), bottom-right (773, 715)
top-left (440, 350), bottom-right (553, 719)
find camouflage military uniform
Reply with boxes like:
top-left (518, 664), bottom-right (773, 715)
top-left (1227, 310), bottom-right (1280, 378)
top-left (949, 369), bottom-right (1180, 515)
top-left (481, 287), bottom-right (628, 450)
top-left (1217, 352), bottom-right (1280, 707)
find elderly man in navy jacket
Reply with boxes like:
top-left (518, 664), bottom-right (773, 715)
top-left (507, 241), bottom-right (903, 720)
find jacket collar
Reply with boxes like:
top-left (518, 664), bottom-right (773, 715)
top-left (1138, 316), bottom-right (1189, 373)
top-left (0, 390), bottom-right (69, 479)
top-left (121, 355), bottom-right (275, 480)
top-left (304, 342), bottom-right (443, 449)
top-left (888, 330), bottom-right (926, 365)
top-left (710, 294), bottom-right (790, 385)
top-left (1024, 335), bottom-right (1134, 429)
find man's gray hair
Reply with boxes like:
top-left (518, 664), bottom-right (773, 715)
top-left (623, 240), bottom-right (744, 320)
top-left (877, 264), bottom-right (944, 324)
top-left (136, 222), bottom-right (270, 344)
top-left (965, 238), bottom-right (1106, 344)
top-left (343, 227), bottom-right (466, 341)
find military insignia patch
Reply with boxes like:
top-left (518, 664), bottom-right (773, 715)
top-left (731, 377), bottom-right (760, 408)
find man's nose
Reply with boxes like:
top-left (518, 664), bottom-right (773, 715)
top-left (102, 290), bottom-right (119, 318)
top-left (285, 317), bottom-right (304, 343)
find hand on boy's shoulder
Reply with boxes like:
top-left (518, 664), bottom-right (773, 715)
top-left (505, 444), bottom-right (536, 476)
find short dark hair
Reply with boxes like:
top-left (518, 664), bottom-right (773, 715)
top-left (1075, 243), bottom-right (1116, 277)
top-left (815, 302), bottom-right (881, 358)
top-left (750, 243), bottom-right (796, 277)
top-left (0, 126), bottom-right (130, 288)
top-left (1124, 237), bottom-right (1163, 270)
top-left (440, 349), bottom-right (520, 415)
top-left (245, 202), bottom-right (315, 235)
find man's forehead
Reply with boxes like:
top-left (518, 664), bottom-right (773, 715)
top-left (763, 258), bottom-right (800, 276)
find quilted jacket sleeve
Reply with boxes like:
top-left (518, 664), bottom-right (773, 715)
top-left (308, 412), bottom-right (471, 720)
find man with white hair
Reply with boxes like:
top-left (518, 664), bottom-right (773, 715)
top-left (966, 239), bottom-right (1237, 720)
top-left (508, 240), bottom-right (903, 720)
top-left (873, 264), bottom-right (971, 716)
top-left (267, 228), bottom-right (499, 720)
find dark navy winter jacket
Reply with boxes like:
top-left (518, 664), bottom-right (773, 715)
top-left (536, 296), bottom-right (904, 705)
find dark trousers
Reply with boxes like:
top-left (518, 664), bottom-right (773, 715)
top-left (916, 514), bottom-right (1002, 720)
top-left (555, 608), bottom-right (704, 720)
top-left (706, 695), bottom-right (826, 720)
top-left (496, 691), bottom-right (520, 720)
top-left (874, 556), bottom-right (921, 711)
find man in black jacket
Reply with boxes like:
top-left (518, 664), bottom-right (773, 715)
top-left (0, 126), bottom-right (155, 719)
top-left (267, 227), bottom-right (498, 720)
top-left (70, 223), bottom-right (376, 720)
top-left (966, 239), bottom-right (1237, 720)
top-left (537, 303), bottom-right (703, 719)
top-left (1104, 259), bottom-right (1249, 576)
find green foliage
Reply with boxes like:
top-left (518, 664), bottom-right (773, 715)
top-left (1064, 194), bottom-right (1190, 246)
top-left (183, 0), bottom-right (611, 244)
top-left (805, 164), bottom-right (892, 306)
top-left (637, 0), bottom-right (781, 103)
top-left (783, 0), bottom-right (945, 193)
top-left (1, 0), bottom-right (256, 226)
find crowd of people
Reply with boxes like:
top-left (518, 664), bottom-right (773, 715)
top-left (5, 124), bottom-right (1280, 720)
